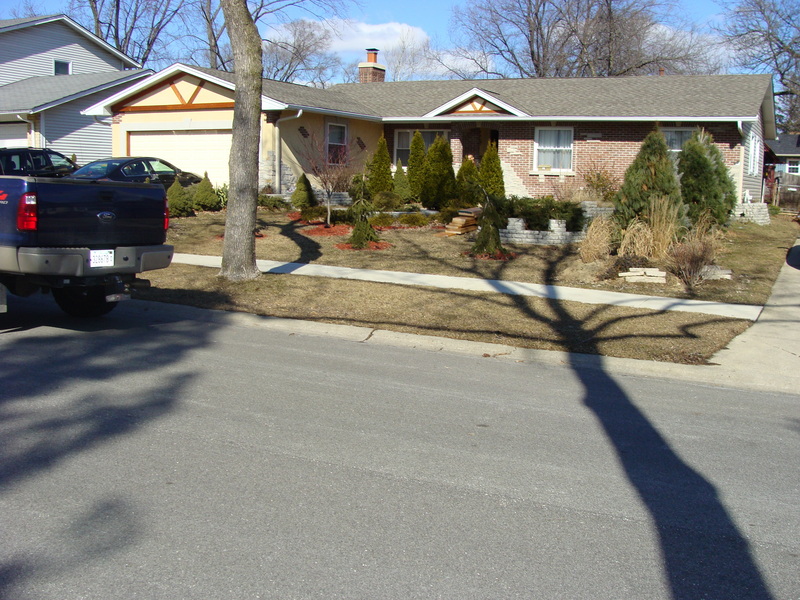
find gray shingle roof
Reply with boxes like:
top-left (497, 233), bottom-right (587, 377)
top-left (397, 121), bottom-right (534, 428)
top-left (0, 70), bottom-right (150, 113)
top-left (329, 74), bottom-right (774, 120)
top-left (766, 133), bottom-right (800, 157)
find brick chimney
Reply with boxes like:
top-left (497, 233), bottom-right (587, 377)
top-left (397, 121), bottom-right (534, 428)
top-left (358, 48), bottom-right (386, 83)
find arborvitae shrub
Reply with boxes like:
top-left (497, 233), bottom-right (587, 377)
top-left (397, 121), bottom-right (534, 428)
top-left (615, 129), bottom-right (681, 226)
top-left (192, 172), bottom-right (221, 211)
top-left (406, 131), bottom-right (426, 201)
top-left (366, 136), bottom-right (393, 197)
top-left (456, 157), bottom-right (481, 207)
top-left (419, 135), bottom-right (456, 210)
top-left (291, 173), bottom-right (317, 209)
top-left (678, 129), bottom-right (737, 225)
top-left (393, 159), bottom-right (412, 202)
top-left (479, 142), bottom-right (505, 198)
top-left (167, 178), bottom-right (194, 217)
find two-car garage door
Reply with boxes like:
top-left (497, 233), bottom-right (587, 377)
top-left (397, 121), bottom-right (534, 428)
top-left (128, 129), bottom-right (233, 186)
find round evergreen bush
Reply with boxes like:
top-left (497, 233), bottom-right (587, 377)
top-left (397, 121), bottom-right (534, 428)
top-left (167, 178), bottom-right (194, 217)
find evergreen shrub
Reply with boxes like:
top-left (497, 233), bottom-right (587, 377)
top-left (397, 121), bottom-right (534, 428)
top-left (291, 173), bottom-right (317, 209)
top-left (366, 136), bottom-right (393, 197)
top-left (167, 178), bottom-right (194, 217)
top-left (192, 173), bottom-right (221, 211)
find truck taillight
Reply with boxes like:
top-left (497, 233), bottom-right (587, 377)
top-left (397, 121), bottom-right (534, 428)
top-left (164, 195), bottom-right (170, 230)
top-left (17, 192), bottom-right (38, 231)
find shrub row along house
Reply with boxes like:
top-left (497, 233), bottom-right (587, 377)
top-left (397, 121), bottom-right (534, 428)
top-left (0, 15), bottom-right (151, 163)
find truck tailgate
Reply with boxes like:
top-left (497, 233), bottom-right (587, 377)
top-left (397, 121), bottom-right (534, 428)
top-left (29, 178), bottom-right (167, 247)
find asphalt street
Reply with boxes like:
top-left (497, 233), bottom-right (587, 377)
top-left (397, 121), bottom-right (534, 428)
top-left (0, 295), bottom-right (798, 599)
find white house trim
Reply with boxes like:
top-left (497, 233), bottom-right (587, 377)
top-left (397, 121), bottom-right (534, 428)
top-left (423, 88), bottom-right (529, 118)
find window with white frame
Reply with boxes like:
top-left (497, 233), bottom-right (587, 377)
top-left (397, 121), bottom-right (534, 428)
top-left (393, 130), bottom-right (449, 165)
top-left (54, 60), bottom-right (71, 75)
top-left (326, 122), bottom-right (347, 165)
top-left (663, 128), bottom-right (694, 153)
top-left (534, 127), bottom-right (573, 172)
top-left (787, 159), bottom-right (799, 174)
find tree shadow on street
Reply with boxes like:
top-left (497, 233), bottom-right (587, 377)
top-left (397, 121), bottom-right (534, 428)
top-left (0, 295), bottom-right (216, 597)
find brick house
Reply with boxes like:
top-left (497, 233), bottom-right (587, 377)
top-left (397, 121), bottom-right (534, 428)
top-left (84, 51), bottom-right (776, 202)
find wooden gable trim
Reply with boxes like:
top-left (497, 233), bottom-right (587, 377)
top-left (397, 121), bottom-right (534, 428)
top-left (113, 76), bottom-right (230, 113)
top-left (118, 102), bottom-right (235, 113)
top-left (449, 97), bottom-right (510, 115)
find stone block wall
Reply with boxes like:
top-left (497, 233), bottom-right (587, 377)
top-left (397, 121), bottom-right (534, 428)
top-left (731, 202), bottom-right (770, 225)
top-left (497, 201), bottom-right (613, 245)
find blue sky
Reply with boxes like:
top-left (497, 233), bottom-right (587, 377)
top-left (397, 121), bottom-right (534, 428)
top-left (1, 0), bottom-right (726, 66)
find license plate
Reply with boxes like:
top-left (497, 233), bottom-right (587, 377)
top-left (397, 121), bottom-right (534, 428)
top-left (89, 249), bottom-right (114, 268)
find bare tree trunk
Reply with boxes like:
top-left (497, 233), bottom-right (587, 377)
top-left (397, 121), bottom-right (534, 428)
top-left (219, 0), bottom-right (262, 281)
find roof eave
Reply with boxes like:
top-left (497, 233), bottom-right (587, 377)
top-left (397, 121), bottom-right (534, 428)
top-left (29, 70), bottom-right (153, 114)
top-left (382, 115), bottom-right (762, 123)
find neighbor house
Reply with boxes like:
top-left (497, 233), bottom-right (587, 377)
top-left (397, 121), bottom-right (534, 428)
top-left (766, 133), bottom-right (800, 174)
top-left (0, 14), bottom-right (151, 163)
top-left (83, 51), bottom-right (776, 202)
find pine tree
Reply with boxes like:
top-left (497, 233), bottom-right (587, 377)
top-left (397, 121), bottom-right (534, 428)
top-left (678, 129), bottom-right (737, 225)
top-left (419, 135), bottom-right (456, 210)
top-left (192, 172), bottom-right (220, 211)
top-left (614, 129), bottom-right (681, 226)
top-left (478, 142), bottom-right (505, 198)
top-left (347, 199), bottom-right (380, 249)
top-left (406, 131), bottom-right (427, 201)
top-left (291, 173), bottom-right (317, 209)
top-left (393, 159), bottom-right (412, 202)
top-left (366, 136), bottom-right (393, 197)
top-left (456, 157), bottom-right (481, 207)
top-left (471, 193), bottom-right (508, 257)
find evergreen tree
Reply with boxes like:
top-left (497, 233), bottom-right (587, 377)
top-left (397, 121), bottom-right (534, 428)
top-left (347, 198), bottom-right (380, 249)
top-left (456, 156), bottom-right (481, 207)
top-left (406, 131), bottom-right (427, 201)
top-left (678, 129), bottom-right (737, 225)
top-left (471, 193), bottom-right (508, 257)
top-left (393, 159), bottom-right (412, 202)
top-left (192, 172), bottom-right (221, 211)
top-left (419, 135), bottom-right (456, 210)
top-left (366, 136), bottom-right (393, 197)
top-left (291, 173), bottom-right (317, 209)
top-left (167, 178), bottom-right (194, 217)
top-left (614, 129), bottom-right (681, 226)
top-left (478, 142), bottom-right (505, 198)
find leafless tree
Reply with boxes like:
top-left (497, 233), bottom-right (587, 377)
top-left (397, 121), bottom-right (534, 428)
top-left (218, 0), bottom-right (263, 281)
top-left (717, 0), bottom-right (800, 132)
top-left (296, 132), bottom-right (366, 225)
top-left (67, 0), bottom-right (185, 65)
top-left (262, 20), bottom-right (342, 86)
top-left (440, 0), bottom-right (719, 79)
top-left (381, 27), bottom-right (438, 81)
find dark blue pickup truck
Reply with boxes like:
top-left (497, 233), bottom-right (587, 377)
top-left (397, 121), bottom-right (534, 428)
top-left (0, 175), bottom-right (173, 317)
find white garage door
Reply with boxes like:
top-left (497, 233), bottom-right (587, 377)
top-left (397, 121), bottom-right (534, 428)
top-left (0, 123), bottom-right (29, 147)
top-left (128, 130), bottom-right (233, 186)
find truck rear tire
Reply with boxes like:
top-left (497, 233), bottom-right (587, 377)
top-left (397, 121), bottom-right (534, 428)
top-left (52, 286), bottom-right (118, 317)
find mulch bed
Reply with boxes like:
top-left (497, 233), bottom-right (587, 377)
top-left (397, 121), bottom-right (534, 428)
top-left (305, 224), bottom-right (352, 236)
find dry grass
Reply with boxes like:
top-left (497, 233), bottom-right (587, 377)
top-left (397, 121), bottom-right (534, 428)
top-left (647, 197), bottom-right (684, 258)
top-left (618, 218), bottom-right (654, 258)
top-left (136, 210), bottom-right (798, 363)
top-left (579, 216), bottom-right (614, 263)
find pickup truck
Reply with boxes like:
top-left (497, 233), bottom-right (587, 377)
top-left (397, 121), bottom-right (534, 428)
top-left (0, 175), bottom-right (173, 317)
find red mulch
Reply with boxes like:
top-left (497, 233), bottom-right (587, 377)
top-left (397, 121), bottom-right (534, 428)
top-left (305, 224), bottom-right (352, 236)
top-left (335, 241), bottom-right (393, 251)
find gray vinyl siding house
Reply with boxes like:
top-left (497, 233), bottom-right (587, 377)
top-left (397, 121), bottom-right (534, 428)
top-left (0, 14), bottom-right (150, 163)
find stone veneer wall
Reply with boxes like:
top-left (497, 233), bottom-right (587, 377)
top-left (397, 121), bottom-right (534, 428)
top-left (498, 201), bottom-right (615, 245)
top-left (731, 202), bottom-right (770, 225)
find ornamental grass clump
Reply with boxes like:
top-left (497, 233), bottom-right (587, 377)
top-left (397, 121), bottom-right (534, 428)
top-left (646, 196), bottom-right (685, 259)
top-left (579, 216), bottom-right (615, 263)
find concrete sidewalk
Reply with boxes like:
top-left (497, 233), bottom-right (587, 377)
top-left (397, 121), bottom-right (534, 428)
top-left (173, 253), bottom-right (763, 320)
top-left (171, 248), bottom-right (800, 394)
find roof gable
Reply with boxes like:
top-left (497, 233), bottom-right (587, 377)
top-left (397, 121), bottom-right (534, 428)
top-left (0, 14), bottom-right (140, 69)
top-left (424, 88), bottom-right (526, 118)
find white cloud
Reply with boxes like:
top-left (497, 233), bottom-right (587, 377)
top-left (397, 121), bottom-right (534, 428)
top-left (320, 20), bottom-right (431, 55)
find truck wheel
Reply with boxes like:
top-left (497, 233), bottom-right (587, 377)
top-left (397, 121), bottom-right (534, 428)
top-left (52, 286), bottom-right (118, 318)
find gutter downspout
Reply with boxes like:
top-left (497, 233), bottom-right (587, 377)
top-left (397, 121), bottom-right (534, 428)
top-left (275, 110), bottom-right (302, 194)
top-left (16, 114), bottom-right (34, 146)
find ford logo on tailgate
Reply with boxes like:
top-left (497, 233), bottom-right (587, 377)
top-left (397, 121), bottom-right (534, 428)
top-left (97, 211), bottom-right (116, 223)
